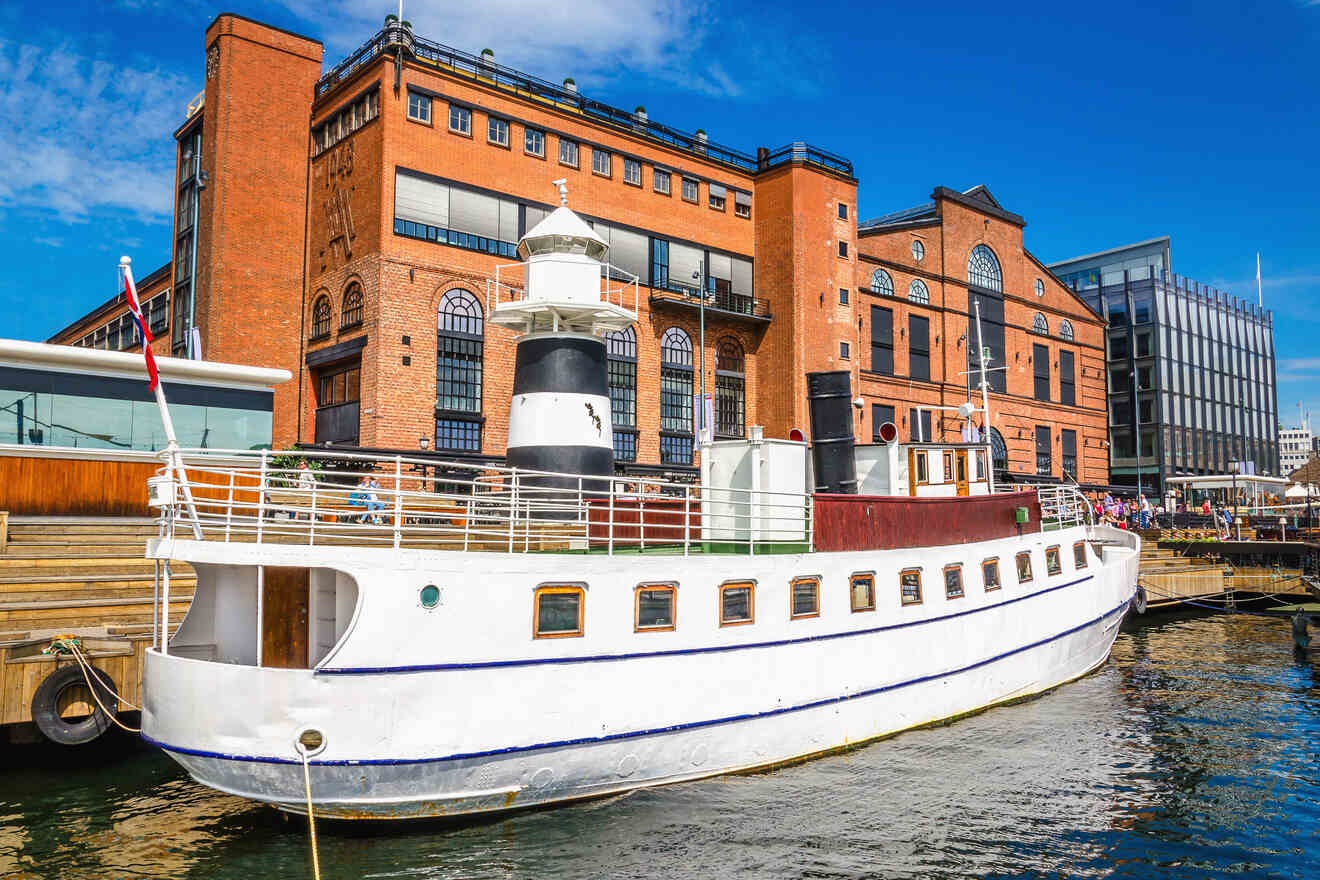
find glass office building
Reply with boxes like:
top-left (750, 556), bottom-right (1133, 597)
top-left (1050, 247), bottom-right (1277, 493)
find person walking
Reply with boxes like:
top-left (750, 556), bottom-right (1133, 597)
top-left (366, 475), bottom-right (386, 525)
top-left (295, 460), bottom-right (315, 521)
top-left (1139, 494), bottom-right (1152, 530)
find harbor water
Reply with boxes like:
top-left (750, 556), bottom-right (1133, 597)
top-left (2, 613), bottom-right (1318, 879)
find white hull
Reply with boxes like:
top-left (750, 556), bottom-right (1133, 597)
top-left (142, 524), bottom-right (1139, 820)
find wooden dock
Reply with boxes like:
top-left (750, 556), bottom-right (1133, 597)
top-left (1136, 529), bottom-right (1318, 610)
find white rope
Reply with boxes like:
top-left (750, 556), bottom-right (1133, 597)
top-left (298, 744), bottom-right (322, 880)
top-left (61, 641), bottom-right (140, 734)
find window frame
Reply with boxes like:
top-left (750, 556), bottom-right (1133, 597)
top-left (1045, 545), bottom-right (1062, 576)
top-left (448, 104), bottom-right (472, 136)
top-left (838, 202), bottom-right (848, 220)
top-left (790, 576), bottom-right (821, 620)
top-left (943, 564), bottom-right (965, 600)
top-left (850, 571), bottom-right (876, 612)
top-left (839, 288), bottom-right (849, 305)
top-left (840, 341), bottom-right (850, 359)
top-left (838, 240), bottom-right (849, 258)
top-left (915, 450), bottom-right (929, 484)
top-left (406, 91), bottom-right (432, 124)
top-left (709, 189), bottom-right (726, 211)
top-left (532, 584), bottom-right (585, 639)
top-left (623, 157), bottom-right (642, 187)
top-left (486, 116), bottom-right (510, 147)
top-left (558, 137), bottom-right (580, 168)
top-left (591, 147), bottom-right (612, 178)
top-left (1073, 541), bottom-right (1088, 570)
top-left (653, 169), bottom-right (672, 195)
top-left (912, 239), bottom-right (925, 262)
top-left (942, 450), bottom-right (954, 482)
top-left (982, 557), bottom-right (1001, 592)
top-left (524, 126), bottom-right (546, 158)
top-left (719, 581), bottom-right (756, 627)
top-left (1016, 551), bottom-right (1033, 584)
top-left (900, 567), bottom-right (923, 606)
top-left (310, 295), bottom-right (332, 340)
top-left (634, 582), bottom-right (677, 633)
top-left (681, 177), bottom-right (699, 203)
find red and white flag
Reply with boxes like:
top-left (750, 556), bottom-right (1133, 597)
top-left (119, 258), bottom-right (160, 391)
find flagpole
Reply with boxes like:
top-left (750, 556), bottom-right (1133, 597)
top-left (120, 257), bottom-right (203, 538)
top-left (1257, 251), bottom-right (1263, 308)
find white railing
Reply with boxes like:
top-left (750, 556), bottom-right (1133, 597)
top-left (486, 258), bottom-right (640, 317)
top-left (151, 448), bottom-right (813, 556)
top-left (1036, 485), bottom-right (1093, 529)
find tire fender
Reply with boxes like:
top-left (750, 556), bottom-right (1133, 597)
top-left (1133, 585), bottom-right (1148, 615)
top-left (30, 663), bottom-right (119, 746)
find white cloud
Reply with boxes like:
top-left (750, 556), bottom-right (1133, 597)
top-left (0, 39), bottom-right (193, 224)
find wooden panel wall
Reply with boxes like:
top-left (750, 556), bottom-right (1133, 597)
top-left (0, 456), bottom-right (158, 516)
top-left (813, 491), bottom-right (1043, 552)
top-left (261, 567), bottom-right (309, 669)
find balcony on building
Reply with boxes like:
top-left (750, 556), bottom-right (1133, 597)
top-left (649, 281), bottom-right (771, 324)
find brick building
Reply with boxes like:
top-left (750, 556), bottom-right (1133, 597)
top-left (49, 13), bottom-right (1107, 485)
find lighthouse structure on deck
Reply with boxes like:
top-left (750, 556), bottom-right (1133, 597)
top-left (489, 180), bottom-right (638, 495)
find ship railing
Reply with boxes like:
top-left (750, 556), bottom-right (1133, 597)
top-left (1035, 485), bottom-right (1093, 530)
top-left (487, 259), bottom-right (640, 318)
top-left (150, 448), bottom-right (813, 556)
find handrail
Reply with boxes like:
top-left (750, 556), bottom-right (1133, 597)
top-left (1035, 485), bottom-right (1092, 530)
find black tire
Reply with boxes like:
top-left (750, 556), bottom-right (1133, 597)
top-left (31, 663), bottom-right (119, 746)
top-left (1133, 585), bottom-right (1148, 615)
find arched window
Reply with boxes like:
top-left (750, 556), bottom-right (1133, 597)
top-left (1032, 312), bottom-right (1049, 334)
top-left (715, 337), bottom-right (745, 439)
top-left (989, 427), bottom-right (1008, 473)
top-left (660, 327), bottom-right (694, 464)
top-left (870, 268), bottom-right (894, 296)
top-left (341, 282), bottom-right (363, 329)
top-left (310, 295), bottom-right (332, 339)
top-left (968, 245), bottom-right (1002, 292)
top-left (1034, 278), bottom-right (1045, 298)
top-left (1059, 319), bottom-right (1074, 341)
top-left (908, 279), bottom-right (929, 304)
top-left (436, 289), bottom-right (484, 452)
top-left (605, 327), bottom-right (637, 461)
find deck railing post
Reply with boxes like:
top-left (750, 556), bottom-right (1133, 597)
top-left (309, 478), bottom-right (317, 546)
top-left (639, 486), bottom-right (646, 553)
top-left (257, 451), bottom-right (268, 544)
top-left (507, 472), bottom-right (518, 552)
top-left (607, 479), bottom-right (616, 556)
top-left (161, 561), bottom-right (170, 655)
top-left (224, 470), bottom-right (235, 543)
top-left (393, 456), bottom-right (403, 549)
top-left (683, 485), bottom-right (691, 556)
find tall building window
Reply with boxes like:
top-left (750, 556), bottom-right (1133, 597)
top-left (870, 305), bottom-right (894, 375)
top-left (1059, 319), bottom-right (1075, 341)
top-left (653, 169), bottom-right (671, 194)
top-left (487, 117), bottom-right (509, 146)
top-left (1032, 312), bottom-right (1049, 334)
top-left (908, 279), bottom-right (929, 304)
top-left (559, 138), bottom-right (579, 167)
top-left (990, 427), bottom-right (1008, 473)
top-left (448, 105), bottom-right (471, 135)
top-left (870, 268), bottom-right (893, 296)
top-left (591, 148), bottom-right (612, 177)
top-left (1061, 429), bottom-right (1077, 479)
top-left (651, 238), bottom-right (669, 290)
top-left (310, 295), bottom-right (332, 339)
top-left (681, 178), bottom-right (698, 203)
top-left (436, 289), bottom-right (484, 452)
top-left (968, 245), bottom-right (1002, 291)
top-left (340, 282), bottom-right (363, 329)
top-left (909, 315), bottom-right (930, 381)
top-left (1059, 350), bottom-right (1075, 406)
top-left (407, 92), bottom-right (431, 123)
top-left (525, 127), bottom-right (545, 157)
top-left (715, 337), bottom-right (745, 439)
top-left (1033, 343), bottom-right (1050, 401)
top-left (709, 184), bottom-right (727, 211)
top-left (872, 404), bottom-right (896, 442)
top-left (660, 327), bottom-right (694, 464)
top-left (606, 327), bottom-right (637, 461)
top-left (909, 409), bottom-right (933, 442)
top-left (623, 157), bottom-right (642, 186)
top-left (1035, 425), bottom-right (1052, 475)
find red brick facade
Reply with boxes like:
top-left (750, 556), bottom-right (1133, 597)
top-left (49, 14), bottom-right (1107, 485)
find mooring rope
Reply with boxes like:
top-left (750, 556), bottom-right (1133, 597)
top-left (1137, 580), bottom-right (1293, 618)
top-left (298, 744), bottom-right (322, 880)
top-left (44, 637), bottom-right (142, 734)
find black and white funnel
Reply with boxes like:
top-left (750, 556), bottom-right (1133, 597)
top-left (490, 182), bottom-right (637, 494)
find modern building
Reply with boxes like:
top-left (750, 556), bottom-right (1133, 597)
top-left (1049, 240), bottom-right (1279, 493)
top-left (1280, 423), bottom-right (1313, 474)
top-left (47, 13), bottom-right (1109, 487)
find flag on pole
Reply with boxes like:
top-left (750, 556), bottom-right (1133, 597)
top-left (119, 257), bottom-right (160, 390)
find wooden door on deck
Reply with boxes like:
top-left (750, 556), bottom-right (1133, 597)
top-left (955, 451), bottom-right (970, 496)
top-left (261, 567), bottom-right (310, 669)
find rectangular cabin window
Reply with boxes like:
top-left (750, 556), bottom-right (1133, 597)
top-left (982, 558), bottom-right (1001, 591)
top-left (900, 568), bottom-right (922, 606)
top-left (791, 577), bottom-right (820, 619)
top-left (1016, 552), bottom-right (1033, 584)
top-left (635, 584), bottom-right (676, 631)
top-left (944, 565), bottom-right (964, 599)
top-left (850, 572), bottom-right (876, 612)
top-left (943, 451), bottom-right (954, 482)
top-left (533, 585), bottom-right (584, 638)
top-left (915, 451), bottom-right (929, 484)
top-left (720, 582), bottom-right (755, 626)
top-left (1045, 546), bottom-right (1062, 575)
top-left (975, 450), bottom-right (987, 481)
top-left (1074, 541), bottom-right (1088, 569)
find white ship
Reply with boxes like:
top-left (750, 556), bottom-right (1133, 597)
top-left (139, 190), bottom-right (1140, 820)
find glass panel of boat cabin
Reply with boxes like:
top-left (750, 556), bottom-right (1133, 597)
top-left (720, 584), bottom-right (754, 625)
top-left (982, 559), bottom-right (1001, 591)
top-left (636, 586), bottom-right (675, 630)
top-left (1016, 552), bottom-right (1033, 583)
top-left (850, 573), bottom-right (875, 612)
top-left (1073, 542), bottom-right (1088, 569)
top-left (944, 566), bottom-right (964, 599)
top-left (791, 578), bottom-right (820, 618)
top-left (535, 588), bottom-right (583, 637)
top-left (900, 569), bottom-right (922, 605)
top-left (1045, 547), bottom-right (1062, 575)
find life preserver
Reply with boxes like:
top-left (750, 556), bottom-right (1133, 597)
top-left (31, 663), bottom-right (119, 746)
top-left (1133, 585), bottom-right (1148, 615)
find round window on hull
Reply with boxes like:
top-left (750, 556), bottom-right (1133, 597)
top-left (420, 585), bottom-right (441, 608)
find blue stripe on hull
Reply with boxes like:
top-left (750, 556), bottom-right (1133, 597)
top-left (143, 594), bottom-right (1131, 768)
top-left (320, 574), bottom-right (1095, 675)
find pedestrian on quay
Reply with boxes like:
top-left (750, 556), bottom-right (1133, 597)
top-left (295, 460), bottom-right (315, 521)
top-left (1139, 494), bottom-right (1152, 530)
top-left (366, 475), bottom-right (386, 524)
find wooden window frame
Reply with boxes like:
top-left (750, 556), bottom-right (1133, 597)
top-left (719, 580), bottom-right (755, 627)
top-left (790, 576), bottom-right (821, 620)
top-left (447, 104), bottom-right (472, 137)
top-left (532, 584), bottom-right (585, 639)
top-left (634, 583), bottom-right (676, 633)
top-left (1045, 545), bottom-right (1062, 576)
top-left (850, 571), bottom-right (876, 613)
top-left (943, 564), bottom-right (965, 600)
top-left (982, 557), bottom-right (1002, 592)
top-left (1073, 541), bottom-right (1088, 570)
top-left (1016, 551), bottom-right (1033, 584)
top-left (899, 567), bottom-right (923, 606)
top-left (915, 450), bottom-right (930, 485)
top-left (942, 451), bottom-right (954, 482)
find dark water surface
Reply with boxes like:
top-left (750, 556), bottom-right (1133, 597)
top-left (4, 613), bottom-right (1320, 879)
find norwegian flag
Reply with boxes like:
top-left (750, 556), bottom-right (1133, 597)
top-left (119, 258), bottom-right (160, 391)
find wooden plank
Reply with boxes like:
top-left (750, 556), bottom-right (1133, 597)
top-left (0, 457), bottom-right (159, 516)
top-left (261, 567), bottom-right (309, 669)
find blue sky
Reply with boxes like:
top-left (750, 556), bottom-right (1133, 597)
top-left (3, 0), bottom-right (1318, 426)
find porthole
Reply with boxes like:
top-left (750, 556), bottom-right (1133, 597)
top-left (419, 584), bottom-right (441, 608)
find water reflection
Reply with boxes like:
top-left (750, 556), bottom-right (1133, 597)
top-left (2, 614), bottom-right (1318, 878)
